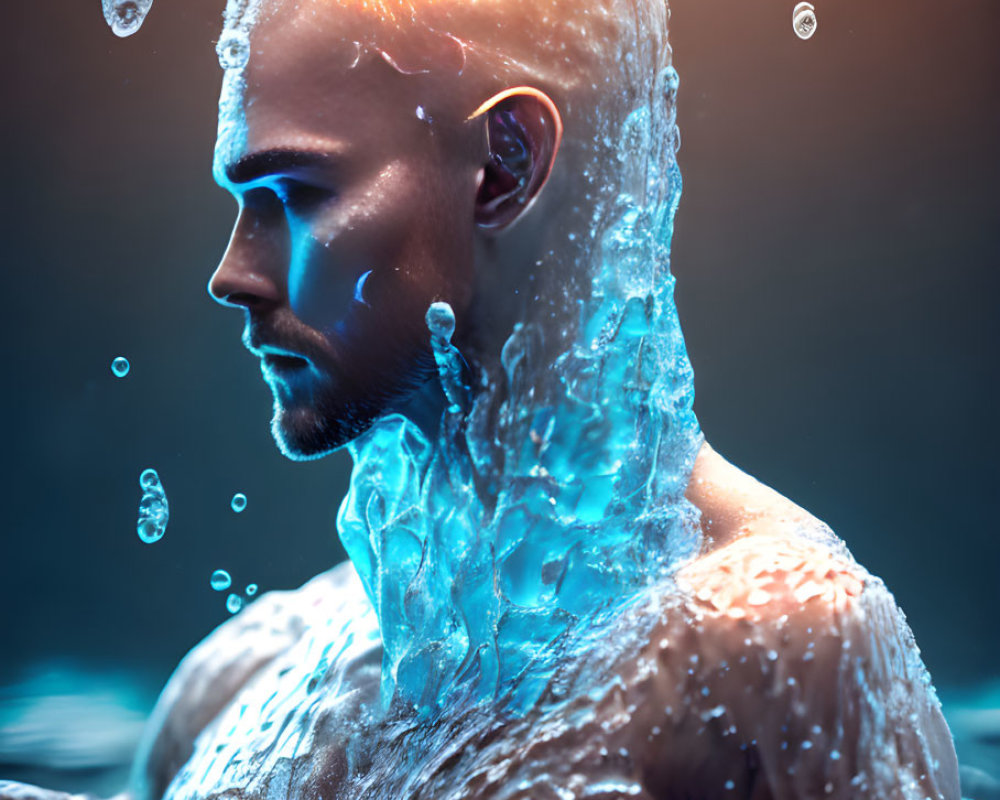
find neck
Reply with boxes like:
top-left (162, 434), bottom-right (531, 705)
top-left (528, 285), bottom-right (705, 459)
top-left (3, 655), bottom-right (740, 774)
top-left (338, 93), bottom-right (700, 717)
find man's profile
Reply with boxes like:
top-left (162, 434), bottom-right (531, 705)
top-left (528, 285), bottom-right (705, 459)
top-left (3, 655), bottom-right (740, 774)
top-left (0, 0), bottom-right (961, 798)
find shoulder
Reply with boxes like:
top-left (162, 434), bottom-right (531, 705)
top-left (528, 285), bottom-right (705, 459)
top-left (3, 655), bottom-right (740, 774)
top-left (642, 529), bottom-right (959, 797)
top-left (129, 562), bottom-right (368, 800)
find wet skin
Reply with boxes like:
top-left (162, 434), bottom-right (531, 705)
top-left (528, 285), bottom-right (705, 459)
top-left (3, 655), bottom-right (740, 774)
top-left (0, 2), bottom-right (961, 798)
top-left (196, 15), bottom-right (962, 793)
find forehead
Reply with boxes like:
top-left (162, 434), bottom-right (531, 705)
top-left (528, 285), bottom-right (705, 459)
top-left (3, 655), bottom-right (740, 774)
top-left (215, 0), bottom-right (477, 167)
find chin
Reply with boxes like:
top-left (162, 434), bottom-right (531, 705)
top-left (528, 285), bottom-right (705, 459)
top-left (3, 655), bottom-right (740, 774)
top-left (269, 397), bottom-right (375, 461)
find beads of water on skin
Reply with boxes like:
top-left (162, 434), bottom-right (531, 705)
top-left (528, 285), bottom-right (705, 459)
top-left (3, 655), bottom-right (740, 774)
top-left (136, 468), bottom-right (168, 543)
top-left (792, 2), bottom-right (818, 40)
top-left (211, 569), bottom-right (232, 592)
top-left (245, 583), bottom-right (258, 596)
top-left (426, 302), bottom-right (456, 342)
top-left (216, 30), bottom-right (251, 71)
top-left (111, 357), bottom-right (130, 378)
top-left (226, 593), bottom-right (243, 614)
top-left (102, 0), bottom-right (153, 38)
top-left (231, 492), bottom-right (247, 513)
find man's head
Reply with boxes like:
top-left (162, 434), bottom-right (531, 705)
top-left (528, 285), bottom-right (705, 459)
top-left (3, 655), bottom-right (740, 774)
top-left (208, 0), bottom-right (674, 459)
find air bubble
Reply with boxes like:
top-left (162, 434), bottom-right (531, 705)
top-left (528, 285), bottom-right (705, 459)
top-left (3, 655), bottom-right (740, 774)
top-left (136, 468), bottom-right (168, 543)
top-left (102, 0), bottom-right (153, 38)
top-left (792, 2), bottom-right (818, 40)
top-left (216, 30), bottom-right (250, 71)
top-left (111, 357), bottom-right (130, 378)
top-left (211, 569), bottom-right (232, 591)
top-left (245, 583), bottom-right (258, 596)
top-left (226, 593), bottom-right (243, 614)
top-left (231, 492), bottom-right (247, 513)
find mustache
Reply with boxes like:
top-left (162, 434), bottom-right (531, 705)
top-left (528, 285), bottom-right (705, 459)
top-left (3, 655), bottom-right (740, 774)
top-left (241, 309), bottom-right (337, 366)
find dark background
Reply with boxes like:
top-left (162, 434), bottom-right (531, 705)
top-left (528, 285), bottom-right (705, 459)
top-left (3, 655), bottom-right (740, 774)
top-left (0, 0), bottom-right (996, 714)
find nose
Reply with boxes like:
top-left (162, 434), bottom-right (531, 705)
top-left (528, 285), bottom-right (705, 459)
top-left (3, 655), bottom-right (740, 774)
top-left (208, 208), bottom-right (287, 310)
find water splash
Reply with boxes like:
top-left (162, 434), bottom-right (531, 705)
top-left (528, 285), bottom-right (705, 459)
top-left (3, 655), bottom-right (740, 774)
top-left (230, 492), bottom-right (247, 513)
top-left (110, 356), bottom-right (130, 378)
top-left (101, 0), bottom-right (153, 38)
top-left (136, 468), bottom-right (168, 544)
top-left (210, 569), bottom-right (232, 591)
top-left (793, 2), bottom-right (818, 40)
top-left (339, 63), bottom-right (701, 714)
top-left (425, 302), bottom-right (469, 415)
top-left (216, 30), bottom-right (251, 71)
top-left (225, 593), bottom-right (244, 614)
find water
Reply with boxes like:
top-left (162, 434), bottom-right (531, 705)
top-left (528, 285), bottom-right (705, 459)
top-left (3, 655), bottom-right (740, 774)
top-left (230, 492), bottom-right (247, 513)
top-left (210, 569), bottom-right (232, 591)
top-left (110, 356), bottom-right (130, 378)
top-left (135, 469), bottom-right (168, 544)
top-left (225, 593), bottom-right (243, 614)
top-left (792, 2), bottom-right (818, 39)
top-left (216, 30), bottom-right (250, 71)
top-left (101, 0), bottom-right (153, 37)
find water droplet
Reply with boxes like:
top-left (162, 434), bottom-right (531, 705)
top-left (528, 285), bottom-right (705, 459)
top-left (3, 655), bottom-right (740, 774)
top-left (102, 0), bottom-right (153, 38)
top-left (111, 356), bottom-right (130, 378)
top-left (216, 29), bottom-right (250, 71)
top-left (245, 583), bottom-right (258, 596)
top-left (792, 2), bottom-right (818, 40)
top-left (211, 569), bottom-right (232, 592)
top-left (139, 468), bottom-right (160, 491)
top-left (136, 468), bottom-right (168, 542)
top-left (426, 302), bottom-right (456, 341)
top-left (230, 492), bottom-right (247, 513)
top-left (226, 593), bottom-right (243, 614)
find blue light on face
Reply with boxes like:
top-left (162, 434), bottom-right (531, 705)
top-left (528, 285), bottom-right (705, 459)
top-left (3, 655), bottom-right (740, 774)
top-left (354, 270), bottom-right (373, 306)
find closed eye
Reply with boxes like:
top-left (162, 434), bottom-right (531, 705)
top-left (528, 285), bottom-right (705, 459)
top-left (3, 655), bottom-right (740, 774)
top-left (272, 178), bottom-right (334, 214)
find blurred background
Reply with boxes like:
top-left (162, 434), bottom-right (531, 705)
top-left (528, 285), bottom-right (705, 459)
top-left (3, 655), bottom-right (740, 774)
top-left (0, 0), bottom-right (997, 795)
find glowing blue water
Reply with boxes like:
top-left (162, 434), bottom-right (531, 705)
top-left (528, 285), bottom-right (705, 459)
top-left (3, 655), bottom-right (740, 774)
top-left (225, 594), bottom-right (243, 614)
top-left (338, 67), bottom-right (702, 714)
top-left (230, 493), bottom-right (247, 513)
top-left (210, 570), bottom-right (232, 592)
top-left (111, 356), bottom-right (130, 378)
top-left (136, 469), bottom-right (168, 544)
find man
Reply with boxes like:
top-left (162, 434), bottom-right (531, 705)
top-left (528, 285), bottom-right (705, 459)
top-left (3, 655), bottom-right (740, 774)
top-left (0, 0), bottom-right (960, 797)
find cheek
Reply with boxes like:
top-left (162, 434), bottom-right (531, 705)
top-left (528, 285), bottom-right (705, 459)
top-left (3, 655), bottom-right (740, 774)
top-left (287, 221), bottom-right (393, 333)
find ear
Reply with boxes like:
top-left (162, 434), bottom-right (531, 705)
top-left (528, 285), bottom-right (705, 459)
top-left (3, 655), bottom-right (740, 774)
top-left (468, 87), bottom-right (563, 232)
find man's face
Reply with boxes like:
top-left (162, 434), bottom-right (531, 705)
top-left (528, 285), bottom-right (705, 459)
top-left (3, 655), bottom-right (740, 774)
top-left (209, 9), bottom-right (481, 459)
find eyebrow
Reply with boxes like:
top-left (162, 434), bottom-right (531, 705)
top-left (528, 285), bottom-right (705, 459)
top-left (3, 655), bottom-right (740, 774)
top-left (225, 149), bottom-right (340, 185)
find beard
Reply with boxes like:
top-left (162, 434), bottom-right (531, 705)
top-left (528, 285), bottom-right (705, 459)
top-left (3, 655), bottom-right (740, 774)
top-left (262, 331), bottom-right (438, 461)
top-left (269, 388), bottom-right (377, 461)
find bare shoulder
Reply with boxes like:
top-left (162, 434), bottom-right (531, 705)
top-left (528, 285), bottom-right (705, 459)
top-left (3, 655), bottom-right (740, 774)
top-left (129, 562), bottom-right (365, 800)
top-left (635, 444), bottom-right (961, 797)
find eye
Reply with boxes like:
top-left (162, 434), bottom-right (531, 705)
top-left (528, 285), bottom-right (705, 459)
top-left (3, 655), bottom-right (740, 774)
top-left (273, 178), bottom-right (333, 214)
